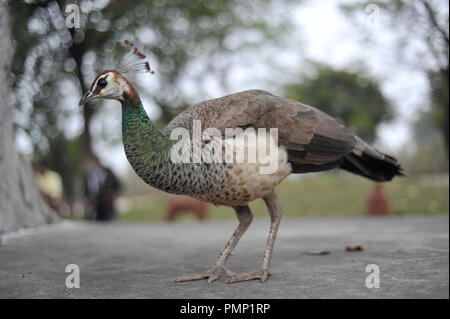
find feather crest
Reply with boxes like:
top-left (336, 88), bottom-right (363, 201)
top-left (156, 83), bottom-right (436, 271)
top-left (115, 40), bottom-right (155, 75)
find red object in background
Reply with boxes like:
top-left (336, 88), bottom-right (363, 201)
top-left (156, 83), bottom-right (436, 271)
top-left (165, 195), bottom-right (209, 221)
top-left (366, 183), bottom-right (391, 216)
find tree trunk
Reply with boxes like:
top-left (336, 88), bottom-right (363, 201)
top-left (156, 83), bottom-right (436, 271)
top-left (0, 3), bottom-right (58, 235)
top-left (68, 29), bottom-right (95, 158)
top-left (440, 68), bottom-right (449, 157)
top-left (433, 67), bottom-right (449, 157)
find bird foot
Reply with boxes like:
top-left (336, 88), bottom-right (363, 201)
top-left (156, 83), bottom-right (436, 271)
top-left (226, 269), bottom-right (271, 283)
top-left (173, 265), bottom-right (235, 283)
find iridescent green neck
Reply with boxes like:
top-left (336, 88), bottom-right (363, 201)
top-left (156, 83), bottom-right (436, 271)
top-left (121, 96), bottom-right (174, 187)
top-left (121, 98), bottom-right (172, 151)
top-left (120, 94), bottom-right (226, 198)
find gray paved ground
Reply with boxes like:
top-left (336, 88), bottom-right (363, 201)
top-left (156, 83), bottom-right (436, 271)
top-left (0, 215), bottom-right (448, 298)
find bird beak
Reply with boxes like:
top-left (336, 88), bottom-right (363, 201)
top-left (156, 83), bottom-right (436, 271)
top-left (79, 90), bottom-right (96, 105)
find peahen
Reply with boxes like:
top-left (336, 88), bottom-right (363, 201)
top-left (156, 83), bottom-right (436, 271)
top-left (79, 41), bottom-right (403, 283)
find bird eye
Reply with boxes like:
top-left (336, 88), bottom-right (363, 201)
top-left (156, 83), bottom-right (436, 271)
top-left (97, 78), bottom-right (107, 89)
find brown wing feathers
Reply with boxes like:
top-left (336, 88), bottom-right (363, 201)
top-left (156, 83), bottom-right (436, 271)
top-left (164, 89), bottom-right (402, 180)
top-left (185, 90), bottom-right (356, 165)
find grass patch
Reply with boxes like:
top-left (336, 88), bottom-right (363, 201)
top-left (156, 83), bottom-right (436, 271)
top-left (118, 172), bottom-right (449, 222)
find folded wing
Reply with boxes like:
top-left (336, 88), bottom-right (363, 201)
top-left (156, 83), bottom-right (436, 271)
top-left (165, 90), bottom-right (356, 172)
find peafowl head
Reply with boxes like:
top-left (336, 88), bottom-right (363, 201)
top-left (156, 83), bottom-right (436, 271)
top-left (79, 40), bottom-right (154, 106)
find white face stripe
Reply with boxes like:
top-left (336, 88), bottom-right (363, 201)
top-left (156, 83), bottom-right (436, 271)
top-left (89, 71), bottom-right (131, 101)
top-left (90, 72), bottom-right (113, 93)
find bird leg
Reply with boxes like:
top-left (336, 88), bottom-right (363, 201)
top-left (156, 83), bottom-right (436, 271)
top-left (173, 205), bottom-right (253, 283)
top-left (226, 193), bottom-right (283, 283)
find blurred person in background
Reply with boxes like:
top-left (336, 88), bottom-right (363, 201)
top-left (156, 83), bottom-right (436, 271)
top-left (83, 155), bottom-right (121, 221)
top-left (35, 162), bottom-right (68, 216)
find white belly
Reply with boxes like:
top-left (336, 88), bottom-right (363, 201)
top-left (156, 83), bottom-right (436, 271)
top-left (202, 130), bottom-right (292, 206)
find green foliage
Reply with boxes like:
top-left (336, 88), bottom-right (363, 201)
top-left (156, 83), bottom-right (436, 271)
top-left (284, 64), bottom-right (392, 142)
top-left (341, 0), bottom-right (449, 154)
top-left (428, 68), bottom-right (449, 151)
top-left (402, 110), bottom-right (449, 174)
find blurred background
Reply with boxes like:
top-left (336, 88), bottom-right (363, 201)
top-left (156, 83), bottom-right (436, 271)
top-left (6, 0), bottom-right (449, 222)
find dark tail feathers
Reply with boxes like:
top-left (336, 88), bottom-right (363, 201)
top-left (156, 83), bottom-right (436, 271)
top-left (340, 151), bottom-right (404, 182)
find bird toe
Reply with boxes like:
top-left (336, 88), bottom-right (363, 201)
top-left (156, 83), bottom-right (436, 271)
top-left (226, 269), bottom-right (271, 284)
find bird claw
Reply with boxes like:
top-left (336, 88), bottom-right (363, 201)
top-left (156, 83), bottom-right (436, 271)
top-left (173, 265), bottom-right (235, 283)
top-left (226, 269), bottom-right (271, 283)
